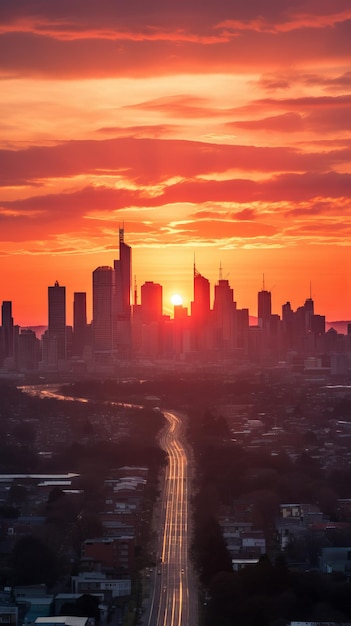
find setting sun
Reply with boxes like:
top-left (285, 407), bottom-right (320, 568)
top-left (171, 294), bottom-right (183, 306)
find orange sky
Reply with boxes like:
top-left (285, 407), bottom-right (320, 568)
top-left (1, 0), bottom-right (351, 326)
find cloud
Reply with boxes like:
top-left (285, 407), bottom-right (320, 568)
top-left (1, 4), bottom-right (351, 79)
top-left (1, 171), bottom-right (350, 245)
top-left (1, 137), bottom-right (349, 191)
top-left (125, 95), bottom-right (217, 118)
top-left (170, 218), bottom-right (278, 241)
top-left (227, 112), bottom-right (305, 133)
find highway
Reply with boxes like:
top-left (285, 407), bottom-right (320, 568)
top-left (145, 410), bottom-right (197, 626)
top-left (19, 387), bottom-right (197, 625)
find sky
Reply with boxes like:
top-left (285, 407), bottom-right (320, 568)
top-left (1, 0), bottom-right (351, 326)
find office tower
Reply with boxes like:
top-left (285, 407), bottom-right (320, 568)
top-left (48, 281), bottom-right (66, 362)
top-left (139, 281), bottom-right (163, 358)
top-left (141, 281), bottom-right (163, 324)
top-left (191, 264), bottom-right (211, 352)
top-left (213, 278), bottom-right (236, 352)
top-left (191, 264), bottom-right (210, 321)
top-left (113, 227), bottom-right (132, 357)
top-left (92, 266), bottom-right (113, 357)
top-left (304, 296), bottom-right (314, 331)
top-left (258, 289), bottom-right (272, 329)
top-left (73, 292), bottom-right (87, 357)
top-left (1, 301), bottom-right (14, 360)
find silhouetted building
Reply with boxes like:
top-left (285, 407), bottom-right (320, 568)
top-left (257, 289), bottom-right (272, 329)
top-left (93, 266), bottom-right (113, 358)
top-left (191, 264), bottom-right (211, 353)
top-left (73, 292), bottom-right (87, 357)
top-left (1, 300), bottom-right (14, 363)
top-left (48, 281), bottom-right (66, 363)
top-left (138, 281), bottom-right (163, 358)
top-left (212, 278), bottom-right (236, 353)
top-left (113, 228), bottom-right (132, 358)
top-left (140, 281), bottom-right (162, 325)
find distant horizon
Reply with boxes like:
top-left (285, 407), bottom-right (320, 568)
top-left (21, 319), bottom-right (351, 339)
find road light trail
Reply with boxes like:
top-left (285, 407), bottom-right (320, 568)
top-left (147, 410), bottom-right (196, 626)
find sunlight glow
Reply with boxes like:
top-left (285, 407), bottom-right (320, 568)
top-left (171, 293), bottom-right (183, 306)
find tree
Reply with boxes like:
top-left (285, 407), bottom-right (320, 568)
top-left (11, 535), bottom-right (61, 587)
top-left (192, 516), bottom-right (233, 585)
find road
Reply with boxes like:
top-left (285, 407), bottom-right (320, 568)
top-left (19, 386), bottom-right (197, 625)
top-left (145, 410), bottom-right (197, 626)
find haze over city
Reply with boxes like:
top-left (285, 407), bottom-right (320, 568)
top-left (1, 1), bottom-right (351, 326)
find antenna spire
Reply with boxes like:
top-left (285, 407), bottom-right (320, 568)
top-left (219, 261), bottom-right (223, 281)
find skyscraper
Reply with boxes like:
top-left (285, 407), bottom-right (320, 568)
top-left (113, 227), bottom-right (132, 357)
top-left (141, 281), bottom-right (163, 325)
top-left (191, 264), bottom-right (211, 352)
top-left (73, 292), bottom-right (87, 357)
top-left (213, 278), bottom-right (236, 352)
top-left (48, 281), bottom-right (66, 362)
top-left (92, 266), bottom-right (113, 357)
top-left (191, 265), bottom-right (210, 321)
top-left (258, 289), bottom-right (272, 329)
top-left (1, 300), bottom-right (14, 361)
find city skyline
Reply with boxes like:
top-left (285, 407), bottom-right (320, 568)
top-left (0, 245), bottom-right (350, 328)
top-left (1, 1), bottom-right (351, 325)
top-left (2, 233), bottom-right (351, 375)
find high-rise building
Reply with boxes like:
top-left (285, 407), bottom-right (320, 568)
top-left (138, 281), bottom-right (163, 358)
top-left (258, 289), bottom-right (272, 329)
top-left (212, 278), bottom-right (236, 352)
top-left (92, 266), bottom-right (113, 357)
top-left (191, 264), bottom-right (211, 352)
top-left (73, 292), bottom-right (87, 357)
top-left (113, 227), bottom-right (132, 357)
top-left (141, 281), bottom-right (163, 325)
top-left (1, 300), bottom-right (14, 361)
top-left (191, 265), bottom-right (210, 321)
top-left (48, 281), bottom-right (66, 362)
top-left (304, 297), bottom-right (314, 331)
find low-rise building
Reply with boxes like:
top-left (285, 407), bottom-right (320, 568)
top-left (71, 573), bottom-right (131, 599)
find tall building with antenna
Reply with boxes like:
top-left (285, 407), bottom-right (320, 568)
top-left (191, 261), bottom-right (211, 352)
top-left (212, 266), bottom-right (236, 352)
top-left (113, 227), bottom-right (132, 358)
top-left (257, 275), bottom-right (272, 329)
top-left (191, 262), bottom-right (210, 321)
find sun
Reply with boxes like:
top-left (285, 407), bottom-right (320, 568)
top-left (171, 293), bottom-right (183, 306)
